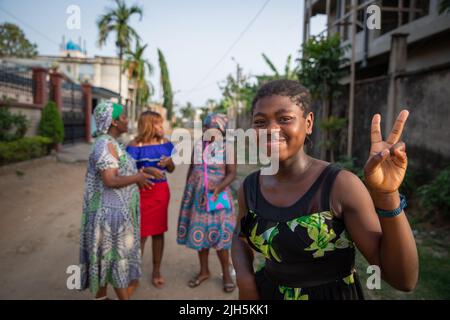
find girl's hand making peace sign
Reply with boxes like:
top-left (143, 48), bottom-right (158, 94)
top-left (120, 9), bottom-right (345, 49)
top-left (364, 110), bottom-right (409, 208)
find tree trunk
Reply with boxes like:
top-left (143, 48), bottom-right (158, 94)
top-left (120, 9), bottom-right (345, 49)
top-left (118, 48), bottom-right (123, 105)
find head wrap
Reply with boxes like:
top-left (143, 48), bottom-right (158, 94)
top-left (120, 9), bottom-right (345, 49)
top-left (203, 113), bottom-right (228, 134)
top-left (93, 100), bottom-right (124, 137)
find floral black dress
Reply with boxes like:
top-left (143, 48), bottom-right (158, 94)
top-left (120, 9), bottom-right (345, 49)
top-left (240, 164), bottom-right (364, 300)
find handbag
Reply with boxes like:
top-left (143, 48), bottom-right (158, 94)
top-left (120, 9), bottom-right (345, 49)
top-left (203, 142), bottom-right (231, 212)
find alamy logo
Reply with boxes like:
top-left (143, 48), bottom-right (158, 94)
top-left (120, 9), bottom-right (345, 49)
top-left (366, 5), bottom-right (381, 30)
top-left (366, 265), bottom-right (381, 290)
top-left (66, 265), bottom-right (81, 290)
top-left (66, 5), bottom-right (81, 30)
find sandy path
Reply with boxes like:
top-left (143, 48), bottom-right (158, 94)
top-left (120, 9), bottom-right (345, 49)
top-left (0, 157), bottom-right (237, 300)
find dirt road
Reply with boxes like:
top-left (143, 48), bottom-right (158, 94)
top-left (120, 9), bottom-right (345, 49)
top-left (0, 155), bottom-right (238, 300)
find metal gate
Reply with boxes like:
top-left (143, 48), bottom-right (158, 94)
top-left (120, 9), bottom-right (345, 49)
top-left (61, 80), bottom-right (85, 144)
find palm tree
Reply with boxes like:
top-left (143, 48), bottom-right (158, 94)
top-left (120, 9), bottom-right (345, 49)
top-left (157, 48), bottom-right (173, 121)
top-left (123, 40), bottom-right (154, 117)
top-left (97, 0), bottom-right (143, 104)
top-left (260, 53), bottom-right (297, 81)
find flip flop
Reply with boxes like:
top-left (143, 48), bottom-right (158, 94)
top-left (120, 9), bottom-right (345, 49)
top-left (223, 282), bottom-right (236, 293)
top-left (188, 275), bottom-right (209, 288)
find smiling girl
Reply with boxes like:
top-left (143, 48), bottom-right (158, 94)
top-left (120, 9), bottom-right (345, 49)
top-left (231, 80), bottom-right (418, 300)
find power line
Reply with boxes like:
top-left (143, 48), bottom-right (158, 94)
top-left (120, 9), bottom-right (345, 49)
top-left (0, 6), bottom-right (61, 47)
top-left (183, 0), bottom-right (272, 98)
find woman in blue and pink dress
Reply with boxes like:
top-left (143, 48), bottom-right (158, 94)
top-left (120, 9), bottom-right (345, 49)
top-left (177, 113), bottom-right (237, 293)
top-left (127, 111), bottom-right (175, 289)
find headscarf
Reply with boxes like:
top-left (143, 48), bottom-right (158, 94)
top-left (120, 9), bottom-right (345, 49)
top-left (93, 100), bottom-right (124, 137)
top-left (203, 112), bottom-right (228, 134)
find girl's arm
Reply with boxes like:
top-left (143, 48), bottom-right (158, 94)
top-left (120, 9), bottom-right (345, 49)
top-left (231, 185), bottom-right (260, 300)
top-left (332, 171), bottom-right (418, 291)
top-left (158, 156), bottom-right (175, 173)
top-left (160, 138), bottom-right (176, 173)
top-left (212, 163), bottom-right (237, 196)
top-left (333, 110), bottom-right (418, 292)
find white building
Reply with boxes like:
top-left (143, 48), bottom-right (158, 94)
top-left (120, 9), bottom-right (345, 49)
top-left (35, 38), bottom-right (132, 105)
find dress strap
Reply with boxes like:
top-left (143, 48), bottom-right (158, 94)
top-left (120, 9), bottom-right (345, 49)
top-left (319, 164), bottom-right (342, 211)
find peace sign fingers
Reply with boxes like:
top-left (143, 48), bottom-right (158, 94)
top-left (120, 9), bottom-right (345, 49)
top-left (370, 114), bottom-right (382, 145)
top-left (386, 110), bottom-right (409, 145)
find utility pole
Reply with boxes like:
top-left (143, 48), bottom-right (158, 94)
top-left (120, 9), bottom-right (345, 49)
top-left (236, 60), bottom-right (241, 113)
top-left (347, 0), bottom-right (357, 158)
top-left (230, 57), bottom-right (241, 129)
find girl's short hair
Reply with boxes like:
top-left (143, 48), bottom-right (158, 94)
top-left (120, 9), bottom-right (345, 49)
top-left (251, 79), bottom-right (311, 117)
top-left (136, 111), bottom-right (163, 143)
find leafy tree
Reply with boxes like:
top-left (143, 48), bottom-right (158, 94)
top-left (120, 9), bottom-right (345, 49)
top-left (219, 70), bottom-right (257, 113)
top-left (260, 53), bottom-right (297, 81)
top-left (97, 0), bottom-right (143, 102)
top-left (158, 48), bottom-right (174, 121)
top-left (0, 23), bottom-right (38, 58)
top-left (124, 40), bottom-right (153, 116)
top-left (297, 34), bottom-right (348, 160)
top-left (180, 102), bottom-right (195, 120)
top-left (318, 116), bottom-right (347, 162)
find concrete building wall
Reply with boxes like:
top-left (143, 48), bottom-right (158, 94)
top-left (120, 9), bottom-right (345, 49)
top-left (8, 106), bottom-right (41, 136)
top-left (332, 66), bottom-right (450, 173)
top-left (398, 67), bottom-right (450, 163)
top-left (407, 34), bottom-right (450, 72)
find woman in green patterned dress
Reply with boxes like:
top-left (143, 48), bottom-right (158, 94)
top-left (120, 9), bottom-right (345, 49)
top-left (79, 101), bottom-right (153, 300)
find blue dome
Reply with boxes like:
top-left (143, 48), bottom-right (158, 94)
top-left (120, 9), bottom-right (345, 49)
top-left (66, 40), bottom-right (82, 51)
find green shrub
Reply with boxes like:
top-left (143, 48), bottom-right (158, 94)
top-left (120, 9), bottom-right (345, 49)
top-left (399, 169), bottom-right (417, 198)
top-left (0, 107), bottom-right (28, 141)
top-left (418, 167), bottom-right (450, 217)
top-left (38, 101), bottom-right (64, 144)
top-left (0, 136), bottom-right (52, 165)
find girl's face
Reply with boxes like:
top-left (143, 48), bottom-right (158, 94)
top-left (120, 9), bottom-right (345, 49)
top-left (252, 95), bottom-right (313, 162)
top-left (154, 120), bottom-right (164, 138)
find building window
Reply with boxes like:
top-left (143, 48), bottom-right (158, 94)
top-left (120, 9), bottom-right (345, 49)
top-left (380, 0), bottom-right (430, 36)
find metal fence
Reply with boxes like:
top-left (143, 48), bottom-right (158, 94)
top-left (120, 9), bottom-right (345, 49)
top-left (0, 64), bottom-right (34, 104)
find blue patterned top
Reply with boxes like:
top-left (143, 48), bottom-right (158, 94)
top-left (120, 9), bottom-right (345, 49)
top-left (126, 141), bottom-right (175, 183)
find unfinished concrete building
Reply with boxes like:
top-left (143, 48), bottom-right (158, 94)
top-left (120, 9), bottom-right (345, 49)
top-left (303, 0), bottom-right (450, 173)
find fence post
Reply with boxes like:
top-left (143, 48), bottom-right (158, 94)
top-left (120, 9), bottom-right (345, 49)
top-left (82, 83), bottom-right (92, 143)
top-left (50, 71), bottom-right (64, 114)
top-left (32, 67), bottom-right (48, 107)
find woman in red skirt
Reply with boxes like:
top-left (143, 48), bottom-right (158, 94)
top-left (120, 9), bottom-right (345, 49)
top-left (127, 111), bottom-right (175, 289)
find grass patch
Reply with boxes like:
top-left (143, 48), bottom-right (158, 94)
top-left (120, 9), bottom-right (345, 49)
top-left (355, 231), bottom-right (450, 300)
